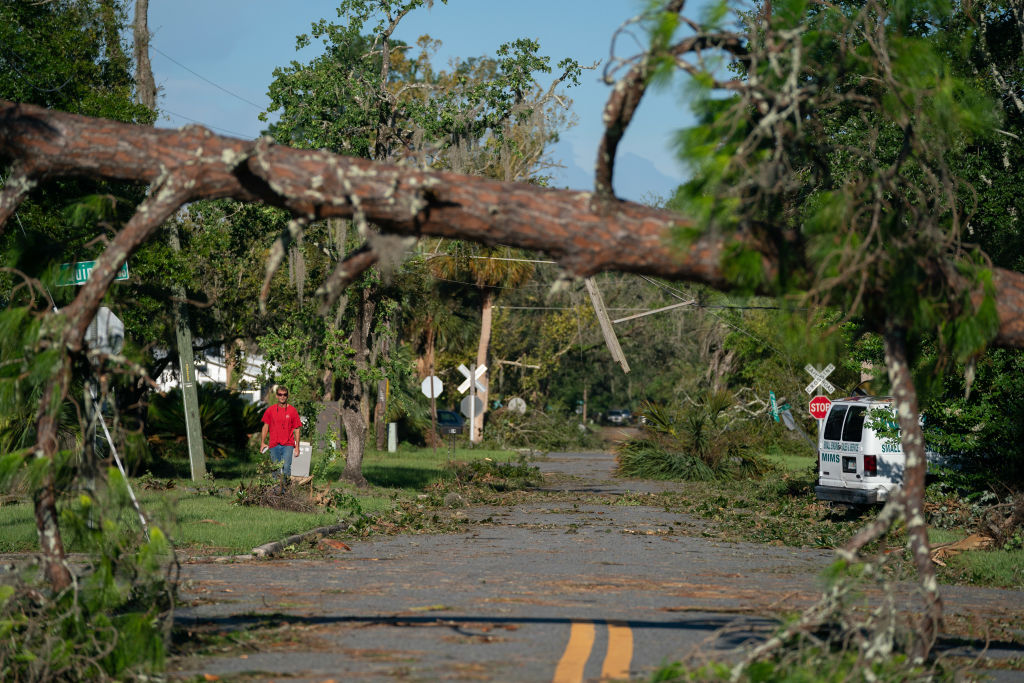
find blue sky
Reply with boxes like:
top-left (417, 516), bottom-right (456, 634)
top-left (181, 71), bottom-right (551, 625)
top-left (148, 0), bottom-right (701, 202)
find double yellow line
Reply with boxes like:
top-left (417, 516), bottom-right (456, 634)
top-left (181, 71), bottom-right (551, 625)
top-left (553, 620), bottom-right (633, 682)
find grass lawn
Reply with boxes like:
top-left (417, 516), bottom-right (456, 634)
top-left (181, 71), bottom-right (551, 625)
top-left (764, 450), bottom-right (817, 474)
top-left (0, 445), bottom-right (520, 555)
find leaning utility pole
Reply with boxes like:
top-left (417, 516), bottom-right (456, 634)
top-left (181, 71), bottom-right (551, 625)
top-left (585, 277), bottom-right (630, 373)
top-left (168, 225), bottom-right (206, 480)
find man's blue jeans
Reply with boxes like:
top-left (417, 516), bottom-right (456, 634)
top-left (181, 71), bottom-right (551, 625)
top-left (269, 445), bottom-right (294, 477)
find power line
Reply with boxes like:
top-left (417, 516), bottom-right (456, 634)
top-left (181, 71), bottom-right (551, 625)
top-left (496, 306), bottom-right (651, 311)
top-left (152, 45), bottom-right (265, 110)
top-left (159, 108), bottom-right (254, 139)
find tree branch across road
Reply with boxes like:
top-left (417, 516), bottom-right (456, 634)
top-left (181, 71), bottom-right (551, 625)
top-left (4, 99), bottom-right (1024, 347)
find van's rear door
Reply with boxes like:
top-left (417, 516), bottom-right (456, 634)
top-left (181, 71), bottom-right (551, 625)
top-left (820, 404), bottom-right (867, 486)
top-left (819, 405), bottom-right (848, 486)
top-left (838, 406), bottom-right (867, 485)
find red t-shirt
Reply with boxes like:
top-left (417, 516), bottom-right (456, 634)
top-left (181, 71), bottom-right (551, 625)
top-left (262, 403), bottom-right (301, 448)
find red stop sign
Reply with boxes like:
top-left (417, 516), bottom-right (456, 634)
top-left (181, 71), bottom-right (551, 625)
top-left (809, 395), bottom-right (832, 419)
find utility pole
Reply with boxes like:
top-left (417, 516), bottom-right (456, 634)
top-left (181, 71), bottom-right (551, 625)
top-left (169, 224), bottom-right (206, 480)
top-left (585, 277), bottom-right (630, 373)
top-left (133, 0), bottom-right (205, 476)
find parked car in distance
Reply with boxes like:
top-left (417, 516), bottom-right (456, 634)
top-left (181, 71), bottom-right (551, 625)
top-left (605, 409), bottom-right (632, 425)
top-left (435, 410), bottom-right (464, 435)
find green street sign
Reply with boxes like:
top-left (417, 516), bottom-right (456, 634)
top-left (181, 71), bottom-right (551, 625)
top-left (58, 261), bottom-right (130, 286)
top-left (769, 390), bottom-right (779, 422)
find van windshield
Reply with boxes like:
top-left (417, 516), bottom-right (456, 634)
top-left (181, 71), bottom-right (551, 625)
top-left (823, 405), bottom-right (848, 440)
top-left (842, 406), bottom-right (867, 442)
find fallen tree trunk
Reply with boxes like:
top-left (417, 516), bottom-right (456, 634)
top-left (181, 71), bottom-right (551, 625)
top-left (4, 100), bottom-right (1024, 347)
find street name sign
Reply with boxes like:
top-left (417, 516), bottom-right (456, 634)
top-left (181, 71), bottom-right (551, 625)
top-left (59, 261), bottom-right (130, 287)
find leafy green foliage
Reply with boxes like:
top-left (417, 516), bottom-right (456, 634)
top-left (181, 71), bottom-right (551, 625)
top-left (617, 393), bottom-right (770, 481)
top-left (481, 407), bottom-right (602, 452)
top-left (0, 470), bottom-right (175, 681)
top-left (0, 0), bottom-right (153, 121)
top-left (923, 348), bottom-right (1024, 487)
top-left (144, 384), bottom-right (265, 470)
top-left (670, 0), bottom-right (1003, 366)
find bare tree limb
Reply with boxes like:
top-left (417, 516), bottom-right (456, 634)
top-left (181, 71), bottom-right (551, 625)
top-left (316, 244), bottom-right (380, 314)
top-left (0, 163), bottom-right (36, 228)
top-left (29, 171), bottom-right (193, 592)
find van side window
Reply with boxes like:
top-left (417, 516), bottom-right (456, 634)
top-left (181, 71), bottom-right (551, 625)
top-left (842, 406), bottom-right (867, 442)
top-left (823, 405), bottom-right (848, 440)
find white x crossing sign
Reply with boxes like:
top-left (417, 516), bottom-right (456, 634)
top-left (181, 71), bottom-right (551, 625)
top-left (457, 364), bottom-right (487, 394)
top-left (804, 363), bottom-right (836, 395)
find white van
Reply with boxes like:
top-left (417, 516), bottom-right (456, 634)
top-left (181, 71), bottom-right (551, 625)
top-left (815, 396), bottom-right (909, 505)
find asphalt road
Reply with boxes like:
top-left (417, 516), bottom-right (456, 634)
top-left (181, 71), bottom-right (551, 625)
top-left (170, 451), bottom-right (1024, 681)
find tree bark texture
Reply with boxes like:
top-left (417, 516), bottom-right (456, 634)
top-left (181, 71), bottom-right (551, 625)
top-left (339, 288), bottom-right (376, 486)
top-left (3, 101), bottom-right (1024, 348)
top-left (133, 0), bottom-right (156, 111)
top-left (834, 321), bottom-right (943, 659)
top-left (881, 322), bottom-right (943, 658)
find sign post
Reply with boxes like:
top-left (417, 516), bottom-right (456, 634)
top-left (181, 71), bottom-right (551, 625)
top-left (420, 373), bottom-right (443, 455)
top-left (804, 364), bottom-right (836, 437)
top-left (457, 363), bottom-right (487, 444)
top-left (168, 224), bottom-right (206, 481)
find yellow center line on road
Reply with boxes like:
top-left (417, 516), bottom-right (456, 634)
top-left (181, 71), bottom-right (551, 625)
top-left (553, 620), bottom-right (595, 683)
top-left (601, 620), bottom-right (633, 680)
top-left (552, 620), bottom-right (634, 683)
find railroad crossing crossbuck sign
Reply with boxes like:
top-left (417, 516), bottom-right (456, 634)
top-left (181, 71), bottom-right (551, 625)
top-left (457, 364), bottom-right (487, 394)
top-left (804, 363), bottom-right (836, 395)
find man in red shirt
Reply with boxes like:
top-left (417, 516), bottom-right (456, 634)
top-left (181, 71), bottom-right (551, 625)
top-left (260, 385), bottom-right (302, 479)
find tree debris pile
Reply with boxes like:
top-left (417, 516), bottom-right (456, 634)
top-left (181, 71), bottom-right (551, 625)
top-left (926, 492), bottom-right (1024, 549)
top-left (482, 407), bottom-right (602, 452)
top-left (233, 475), bottom-right (357, 514)
top-left (438, 457), bottom-right (543, 493)
top-left (673, 561), bottom-right (960, 680)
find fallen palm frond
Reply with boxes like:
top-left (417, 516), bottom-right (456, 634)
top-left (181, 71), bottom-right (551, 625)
top-left (617, 392), bottom-right (771, 482)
